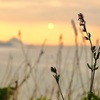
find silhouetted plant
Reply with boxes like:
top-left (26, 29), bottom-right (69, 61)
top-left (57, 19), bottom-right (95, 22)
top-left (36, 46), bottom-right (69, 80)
top-left (0, 87), bottom-right (15, 100)
top-left (78, 13), bottom-right (100, 100)
top-left (50, 67), bottom-right (64, 100)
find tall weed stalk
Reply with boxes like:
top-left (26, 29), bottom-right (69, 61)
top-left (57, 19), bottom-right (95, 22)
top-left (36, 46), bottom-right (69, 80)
top-left (78, 13), bottom-right (100, 100)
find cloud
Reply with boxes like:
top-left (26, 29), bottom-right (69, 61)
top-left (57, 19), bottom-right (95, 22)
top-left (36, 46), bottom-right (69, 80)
top-left (0, 0), bottom-right (100, 26)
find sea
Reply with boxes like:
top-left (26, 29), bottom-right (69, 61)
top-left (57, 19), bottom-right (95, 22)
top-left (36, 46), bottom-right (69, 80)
top-left (0, 45), bottom-right (100, 100)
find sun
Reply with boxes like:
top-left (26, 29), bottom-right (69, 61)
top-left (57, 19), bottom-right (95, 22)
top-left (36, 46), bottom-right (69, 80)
top-left (48, 23), bottom-right (54, 29)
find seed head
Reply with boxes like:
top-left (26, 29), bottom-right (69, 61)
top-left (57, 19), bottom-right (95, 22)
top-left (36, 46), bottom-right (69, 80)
top-left (51, 67), bottom-right (57, 74)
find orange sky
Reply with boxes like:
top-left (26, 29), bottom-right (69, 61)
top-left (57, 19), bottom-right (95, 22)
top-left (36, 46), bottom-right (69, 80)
top-left (0, 21), bottom-right (99, 46)
top-left (0, 21), bottom-right (74, 45)
top-left (0, 0), bottom-right (100, 46)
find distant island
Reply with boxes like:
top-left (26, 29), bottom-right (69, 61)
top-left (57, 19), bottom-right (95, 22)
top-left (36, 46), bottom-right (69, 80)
top-left (0, 37), bottom-right (32, 47)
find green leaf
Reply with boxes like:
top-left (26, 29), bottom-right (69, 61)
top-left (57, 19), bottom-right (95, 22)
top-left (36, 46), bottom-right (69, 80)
top-left (91, 46), bottom-right (96, 53)
top-left (94, 66), bottom-right (99, 71)
top-left (53, 74), bottom-right (60, 83)
top-left (94, 52), bottom-right (96, 59)
top-left (84, 36), bottom-right (89, 40)
top-left (96, 52), bottom-right (100, 60)
top-left (87, 63), bottom-right (92, 70)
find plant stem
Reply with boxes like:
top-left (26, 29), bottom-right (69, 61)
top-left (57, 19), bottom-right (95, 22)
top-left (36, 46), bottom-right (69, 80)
top-left (57, 82), bottom-right (65, 100)
top-left (78, 13), bottom-right (100, 100)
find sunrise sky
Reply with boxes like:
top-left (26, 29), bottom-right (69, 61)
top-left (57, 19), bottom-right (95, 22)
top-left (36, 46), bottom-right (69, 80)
top-left (0, 0), bottom-right (100, 45)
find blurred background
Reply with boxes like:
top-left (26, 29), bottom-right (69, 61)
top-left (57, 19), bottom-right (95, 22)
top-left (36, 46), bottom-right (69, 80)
top-left (0, 0), bottom-right (100, 100)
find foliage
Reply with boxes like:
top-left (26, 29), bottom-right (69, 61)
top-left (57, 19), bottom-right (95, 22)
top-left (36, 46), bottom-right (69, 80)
top-left (82, 92), bottom-right (100, 100)
top-left (0, 87), bottom-right (15, 100)
top-left (36, 97), bottom-right (47, 100)
top-left (29, 96), bottom-right (47, 100)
